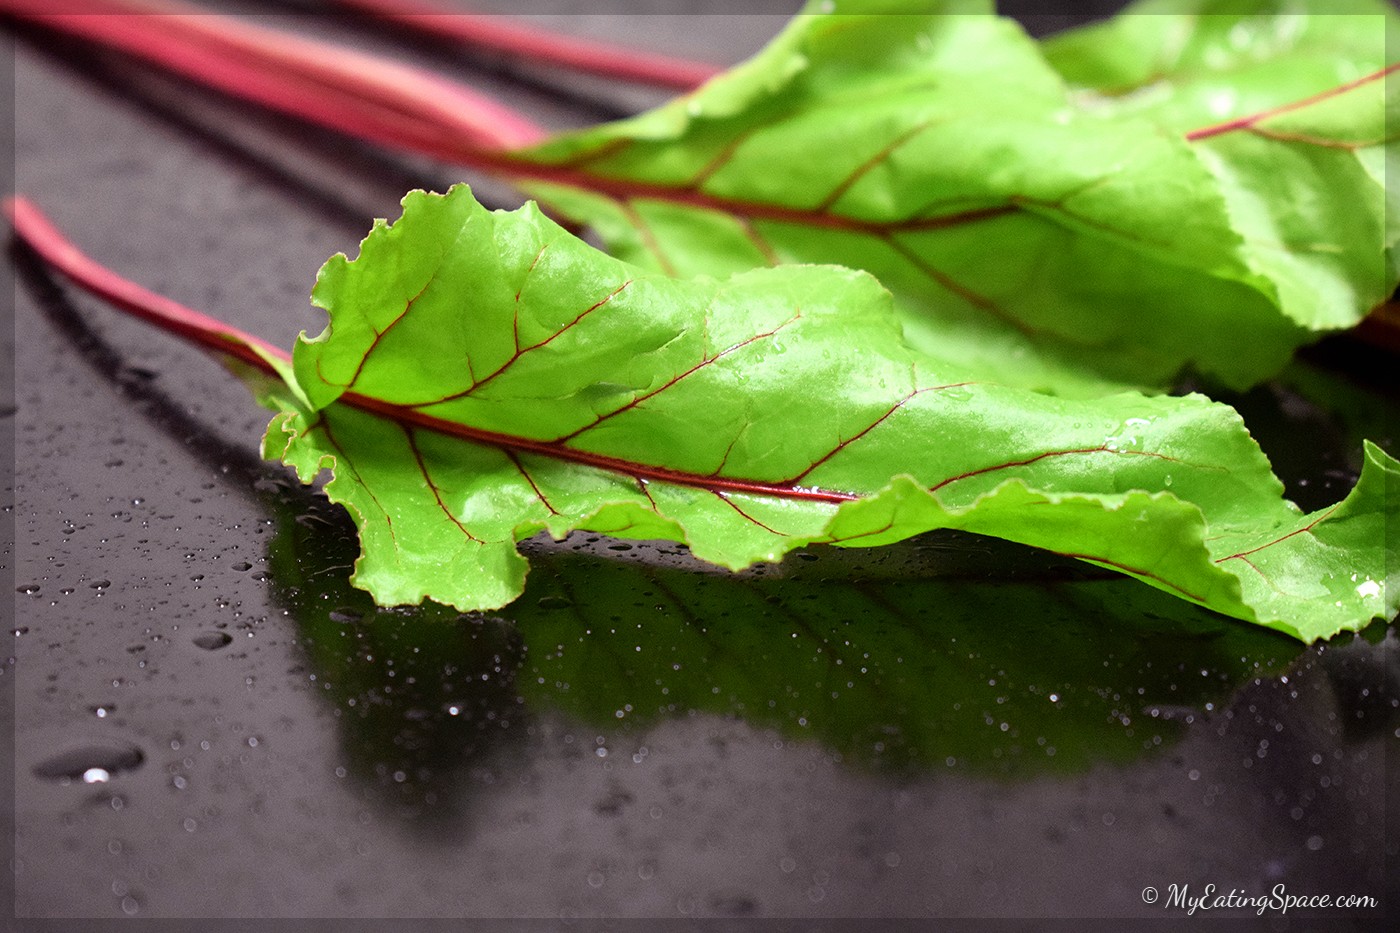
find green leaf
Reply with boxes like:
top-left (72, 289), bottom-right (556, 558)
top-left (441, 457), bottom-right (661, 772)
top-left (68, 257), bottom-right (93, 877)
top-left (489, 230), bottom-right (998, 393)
top-left (1043, 0), bottom-right (1400, 332)
top-left (501, 0), bottom-right (1397, 395)
top-left (258, 186), bottom-right (1396, 641)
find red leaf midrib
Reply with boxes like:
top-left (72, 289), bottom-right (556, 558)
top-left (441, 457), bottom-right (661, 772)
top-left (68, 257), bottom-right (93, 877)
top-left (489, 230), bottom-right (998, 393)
top-left (456, 65), bottom-right (1398, 238)
top-left (11, 194), bottom-right (1222, 513)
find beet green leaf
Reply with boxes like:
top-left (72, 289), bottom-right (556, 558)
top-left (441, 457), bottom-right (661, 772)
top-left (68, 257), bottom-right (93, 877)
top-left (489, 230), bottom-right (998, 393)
top-left (502, 0), bottom-right (1397, 396)
top-left (252, 186), bottom-right (1396, 642)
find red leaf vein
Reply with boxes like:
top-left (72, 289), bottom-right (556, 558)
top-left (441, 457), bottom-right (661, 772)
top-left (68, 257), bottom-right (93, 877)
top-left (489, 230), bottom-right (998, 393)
top-left (1215, 504), bottom-right (1340, 563)
top-left (711, 490), bottom-right (784, 536)
top-left (786, 382), bottom-right (977, 484)
top-left (404, 425), bottom-right (482, 542)
top-left (928, 445), bottom-right (1183, 493)
top-left (552, 310), bottom-right (801, 444)
top-left (508, 450), bottom-right (561, 516)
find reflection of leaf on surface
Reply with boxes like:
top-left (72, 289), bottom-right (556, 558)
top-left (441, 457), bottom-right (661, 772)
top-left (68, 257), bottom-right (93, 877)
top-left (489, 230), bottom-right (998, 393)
top-left (267, 485), bottom-right (1302, 779)
top-left (266, 488), bottom-right (526, 822)
top-left (513, 538), bottom-right (1304, 775)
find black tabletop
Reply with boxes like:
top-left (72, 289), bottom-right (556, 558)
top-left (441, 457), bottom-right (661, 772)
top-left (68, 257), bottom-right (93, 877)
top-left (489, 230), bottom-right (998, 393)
top-left (5, 2), bottom-right (1396, 929)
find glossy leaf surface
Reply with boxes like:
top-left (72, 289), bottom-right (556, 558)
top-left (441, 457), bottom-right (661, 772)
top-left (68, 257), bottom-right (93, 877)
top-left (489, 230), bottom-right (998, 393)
top-left (508, 0), bottom-right (1398, 395)
top-left (257, 186), bottom-right (1397, 641)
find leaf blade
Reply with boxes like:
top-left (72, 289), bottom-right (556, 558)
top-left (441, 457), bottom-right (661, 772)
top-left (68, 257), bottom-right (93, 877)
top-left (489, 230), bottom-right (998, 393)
top-left (501, 1), bottom-right (1398, 394)
top-left (261, 186), bottom-right (1397, 640)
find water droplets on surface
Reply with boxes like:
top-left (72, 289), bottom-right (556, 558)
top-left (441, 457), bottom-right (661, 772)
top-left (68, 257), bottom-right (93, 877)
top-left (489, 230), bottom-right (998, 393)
top-left (32, 741), bottom-right (145, 783)
top-left (192, 631), bottom-right (233, 651)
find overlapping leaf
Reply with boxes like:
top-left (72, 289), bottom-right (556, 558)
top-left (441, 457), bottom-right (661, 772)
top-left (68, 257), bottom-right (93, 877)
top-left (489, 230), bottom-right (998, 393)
top-left (254, 186), bottom-right (1396, 641)
top-left (503, 0), bottom-right (1397, 395)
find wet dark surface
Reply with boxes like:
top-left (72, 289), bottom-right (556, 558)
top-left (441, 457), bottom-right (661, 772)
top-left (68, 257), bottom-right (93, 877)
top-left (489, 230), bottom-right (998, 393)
top-left (4, 3), bottom-right (1397, 929)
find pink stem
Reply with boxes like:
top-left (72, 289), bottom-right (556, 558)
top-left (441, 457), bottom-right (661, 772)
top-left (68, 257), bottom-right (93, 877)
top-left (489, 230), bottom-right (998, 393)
top-left (5, 195), bottom-right (288, 373)
top-left (1, 0), bottom-right (548, 153)
top-left (7, 196), bottom-right (858, 504)
top-left (332, 0), bottom-right (720, 90)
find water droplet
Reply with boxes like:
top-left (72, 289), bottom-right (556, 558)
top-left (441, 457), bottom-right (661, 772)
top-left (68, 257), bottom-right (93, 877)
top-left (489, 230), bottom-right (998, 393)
top-left (231, 562), bottom-right (252, 572)
top-left (89, 580), bottom-right (112, 590)
top-left (538, 596), bottom-right (573, 611)
top-left (192, 632), bottom-right (233, 651)
top-left (33, 741), bottom-right (144, 782)
top-left (16, 584), bottom-right (40, 595)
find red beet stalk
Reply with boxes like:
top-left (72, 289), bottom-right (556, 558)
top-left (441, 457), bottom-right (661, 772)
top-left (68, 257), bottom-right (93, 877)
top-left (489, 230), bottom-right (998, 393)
top-left (332, 0), bottom-right (720, 90)
top-left (1, 0), bottom-right (548, 157)
top-left (5, 195), bottom-right (289, 372)
top-left (6, 196), bottom-right (859, 504)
